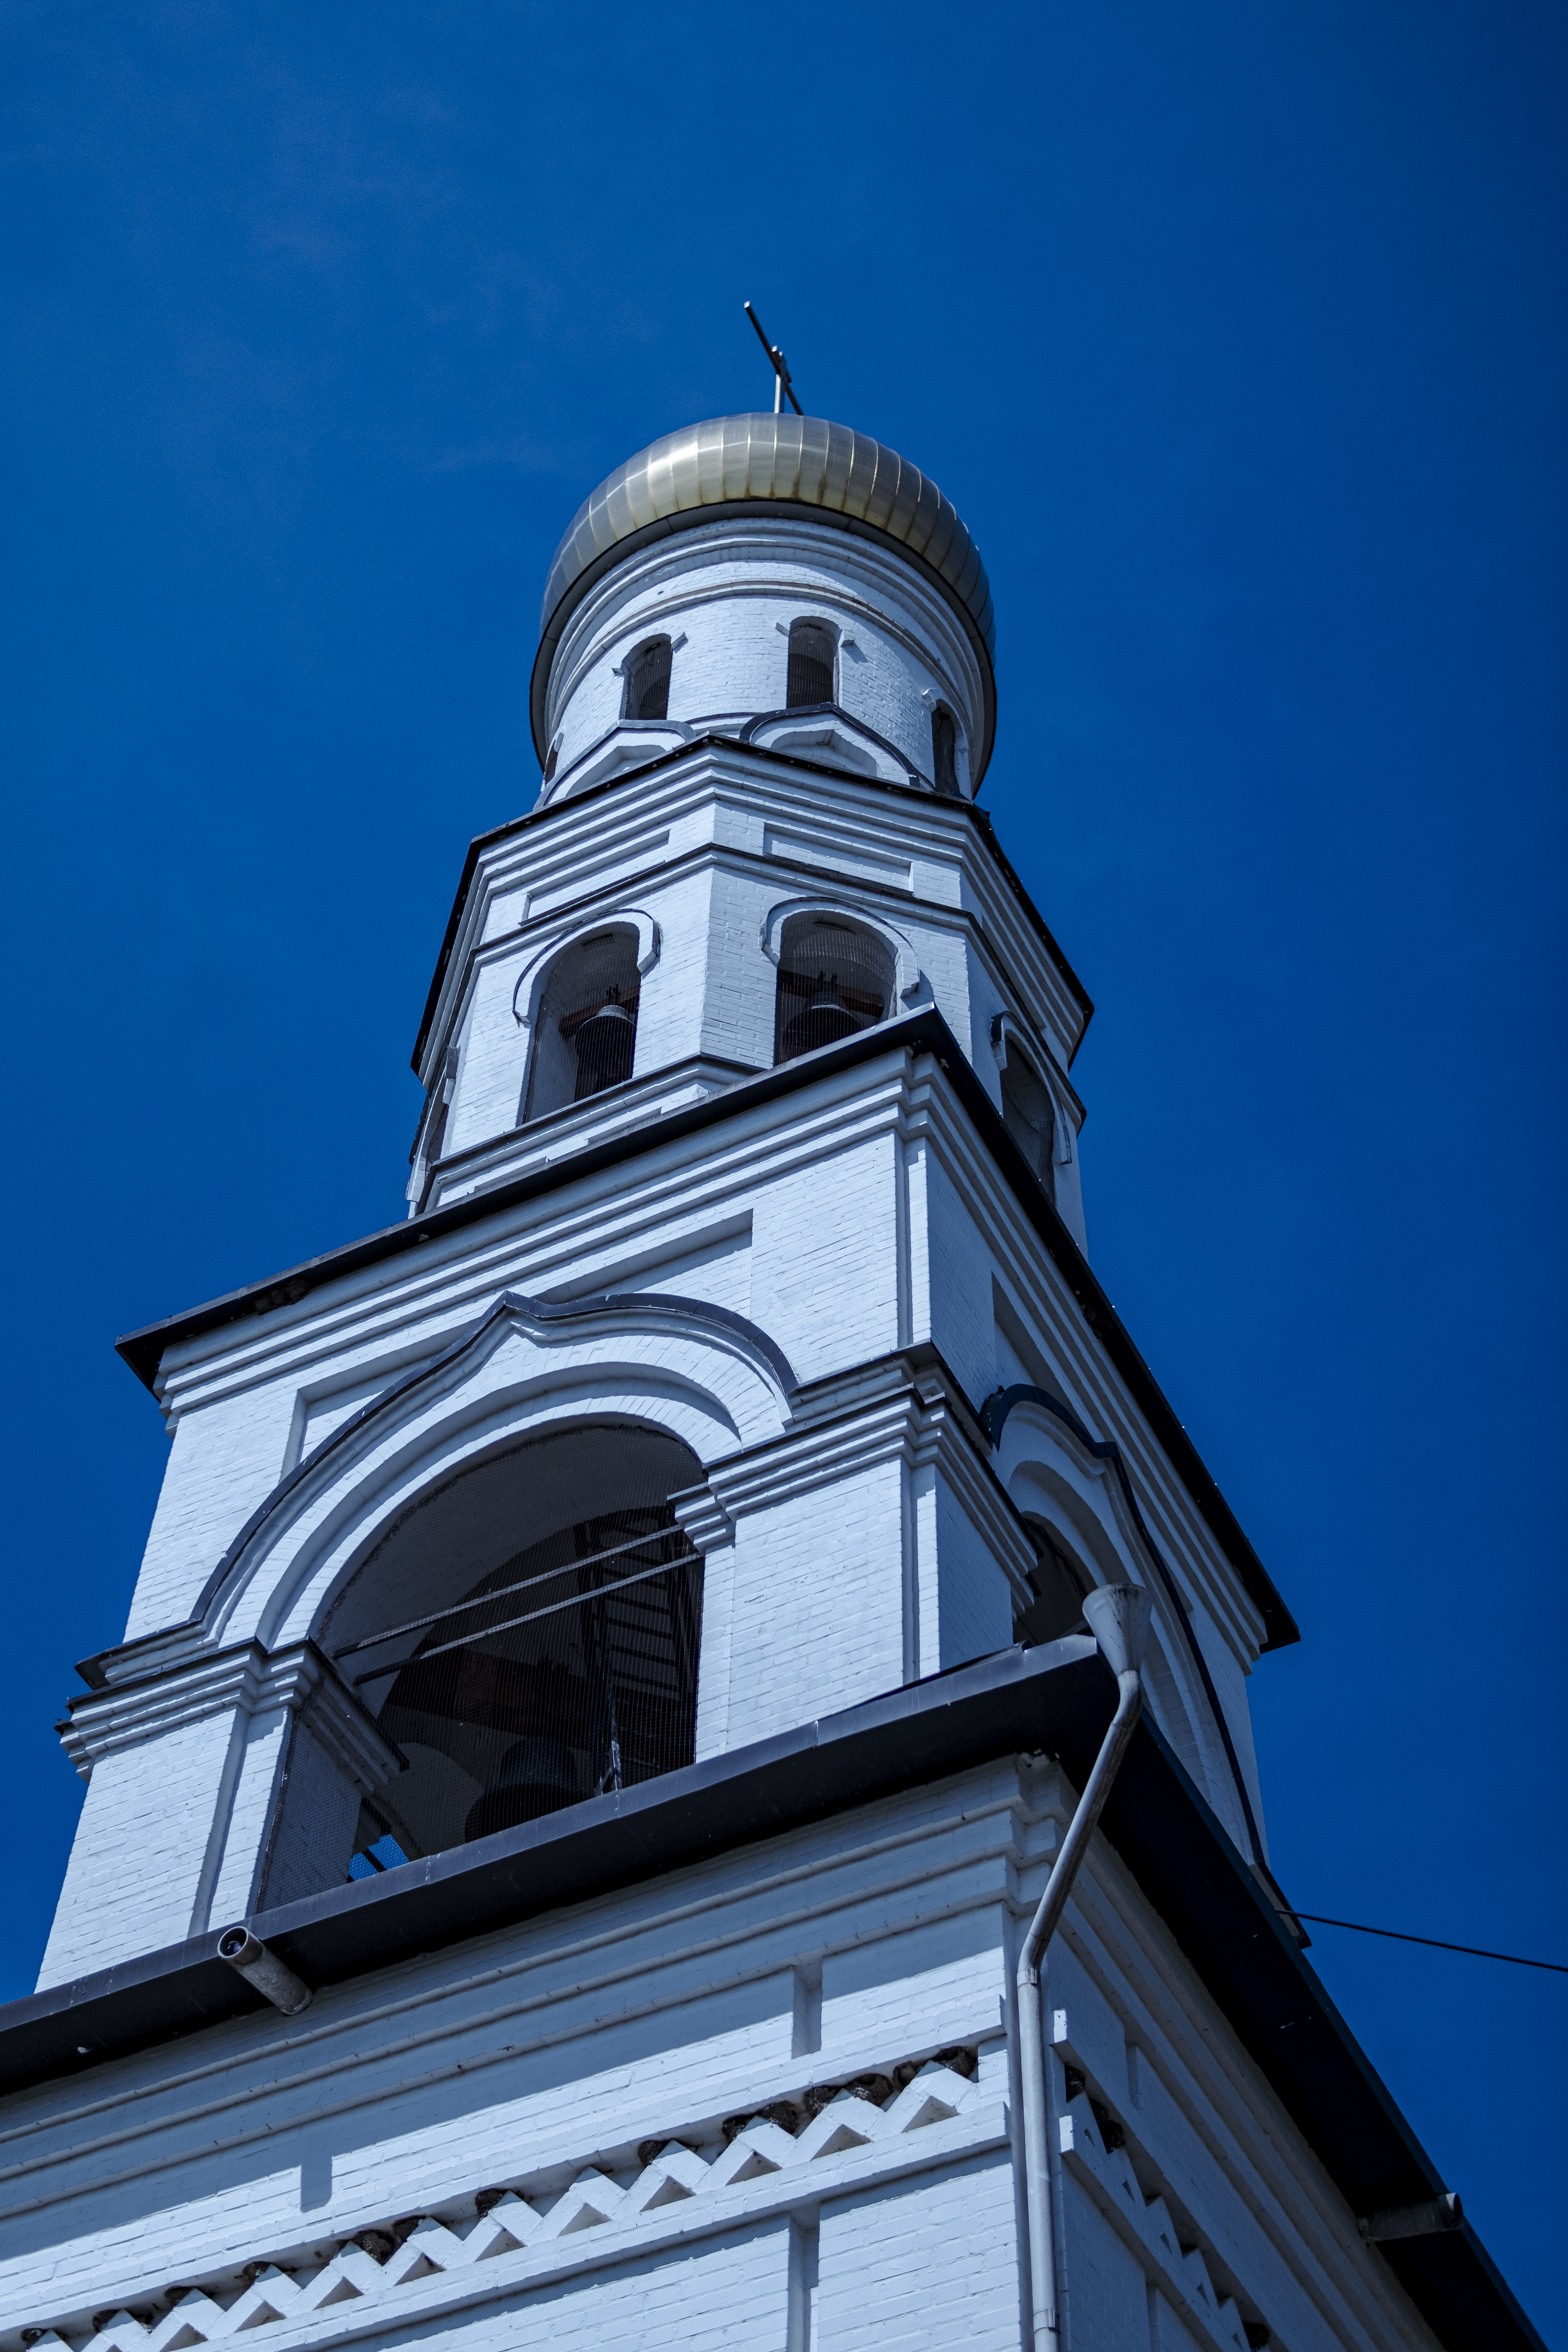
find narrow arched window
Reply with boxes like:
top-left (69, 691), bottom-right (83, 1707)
top-left (543, 737), bottom-right (561, 783)
top-left (522, 927), bottom-right (642, 1123)
top-left (773, 913), bottom-right (896, 1066)
top-left (1015, 1522), bottom-right (1092, 1645)
top-left (623, 636), bottom-right (672, 722)
top-left (1000, 1049), bottom-right (1056, 1203)
top-left (322, 1424), bottom-right (705, 1870)
top-left (786, 619), bottom-right (836, 709)
top-left (931, 705), bottom-right (960, 796)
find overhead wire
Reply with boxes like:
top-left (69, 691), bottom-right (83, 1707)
top-left (1294, 1914), bottom-right (1566, 1974)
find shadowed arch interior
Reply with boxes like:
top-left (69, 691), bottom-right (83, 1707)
top-left (523, 925), bottom-right (643, 1121)
top-left (320, 1422), bottom-right (704, 1874)
top-left (772, 911), bottom-right (896, 1065)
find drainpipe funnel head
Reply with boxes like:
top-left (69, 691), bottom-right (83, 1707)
top-left (1083, 1582), bottom-right (1153, 1679)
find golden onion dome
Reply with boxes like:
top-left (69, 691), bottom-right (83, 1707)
top-left (532, 412), bottom-right (995, 778)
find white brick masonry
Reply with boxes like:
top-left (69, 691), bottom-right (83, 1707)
top-left (1, 1761), bottom-right (1440, 2352)
top-left (11, 466), bottom-right (1397, 2352)
top-left (538, 520), bottom-right (986, 808)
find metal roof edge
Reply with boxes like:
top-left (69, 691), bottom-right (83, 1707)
top-left (0, 1639), bottom-right (1537, 2352)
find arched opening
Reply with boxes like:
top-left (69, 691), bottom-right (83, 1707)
top-left (772, 912), bottom-right (896, 1065)
top-left (623, 636), bottom-right (672, 723)
top-left (1015, 1519), bottom-right (1092, 1645)
top-left (323, 1423), bottom-right (704, 1871)
top-left (544, 736), bottom-right (561, 783)
top-left (523, 927), bottom-right (642, 1122)
top-left (931, 704), bottom-right (960, 796)
top-left (786, 618), bottom-right (836, 709)
top-left (1001, 1049), bottom-right (1057, 1204)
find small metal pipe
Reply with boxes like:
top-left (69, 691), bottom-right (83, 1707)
top-left (1358, 2191), bottom-right (1463, 2242)
top-left (216, 1926), bottom-right (313, 2015)
top-left (1017, 1585), bottom-right (1151, 2352)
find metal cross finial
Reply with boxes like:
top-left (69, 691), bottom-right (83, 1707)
top-left (744, 302), bottom-right (803, 416)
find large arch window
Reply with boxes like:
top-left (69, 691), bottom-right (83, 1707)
top-left (931, 704), bottom-right (960, 797)
top-left (523, 926), bottom-right (642, 1122)
top-left (786, 618), bottom-right (836, 708)
top-left (772, 912), bottom-right (896, 1065)
top-left (622, 635), bottom-right (672, 723)
top-left (323, 1423), bottom-right (704, 1871)
top-left (1000, 1049), bottom-right (1057, 1205)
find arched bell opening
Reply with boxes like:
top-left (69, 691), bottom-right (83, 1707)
top-left (786, 616), bottom-right (837, 708)
top-left (772, 913), bottom-right (896, 1066)
top-left (931, 703), bottom-right (961, 797)
top-left (622, 634), bottom-right (672, 722)
top-left (524, 925), bottom-right (642, 1121)
top-left (1000, 1048), bottom-right (1057, 1205)
top-left (320, 1421), bottom-right (705, 1875)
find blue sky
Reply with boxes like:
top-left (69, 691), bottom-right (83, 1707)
top-left (3, 0), bottom-right (1563, 2332)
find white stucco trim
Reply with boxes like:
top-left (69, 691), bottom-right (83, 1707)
top-left (196, 1293), bottom-right (794, 1655)
top-left (512, 908), bottom-right (662, 1030)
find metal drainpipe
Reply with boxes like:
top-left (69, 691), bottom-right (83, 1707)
top-left (1018, 1583), bottom-right (1152, 2352)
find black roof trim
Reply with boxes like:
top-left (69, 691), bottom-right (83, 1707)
top-left (0, 1639), bottom-right (1537, 2352)
top-left (408, 735), bottom-right (1093, 1076)
top-left (113, 1009), bottom-right (1296, 1651)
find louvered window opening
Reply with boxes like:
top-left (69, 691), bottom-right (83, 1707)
top-left (422, 1044), bottom-right (460, 1173)
top-left (786, 619), bottom-right (836, 708)
top-left (325, 1427), bottom-right (704, 1870)
top-left (773, 914), bottom-right (896, 1066)
top-left (1000, 1051), bottom-right (1056, 1204)
top-left (931, 705), bottom-right (960, 796)
top-left (523, 928), bottom-right (643, 1122)
top-left (624, 636), bottom-right (672, 722)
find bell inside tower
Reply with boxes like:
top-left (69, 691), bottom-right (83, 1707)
top-left (523, 924), bottom-right (643, 1121)
top-left (773, 914), bottom-right (895, 1065)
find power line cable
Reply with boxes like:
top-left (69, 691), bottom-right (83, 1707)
top-left (1294, 1914), bottom-right (1566, 1974)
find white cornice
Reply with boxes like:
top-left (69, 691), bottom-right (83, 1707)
top-left (59, 1642), bottom-right (403, 1792)
top-left (413, 749), bottom-right (1088, 1093)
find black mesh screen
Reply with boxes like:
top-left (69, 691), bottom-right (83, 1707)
top-left (624, 637), bottom-right (672, 722)
top-left (1001, 1052), bottom-right (1056, 1200)
top-left (931, 706), bottom-right (959, 796)
top-left (787, 619), bottom-right (836, 708)
top-left (326, 1424), bottom-right (704, 1872)
top-left (773, 914), bottom-right (896, 1064)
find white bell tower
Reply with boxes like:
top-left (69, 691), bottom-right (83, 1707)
top-left (1, 411), bottom-right (1531, 2352)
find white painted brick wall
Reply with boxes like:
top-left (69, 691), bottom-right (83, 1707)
top-left (3, 1764), bottom-right (1441, 2352)
top-left (817, 2151), bottom-right (1019, 2352)
top-left (485, 2222), bottom-right (794, 2352)
top-left (36, 1711), bottom-right (242, 1986)
top-left (750, 1131), bottom-right (900, 1387)
top-left (1061, 2174), bottom-right (1159, 2349)
top-left (124, 1385), bottom-right (298, 1639)
top-left (720, 1459), bottom-right (906, 1744)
